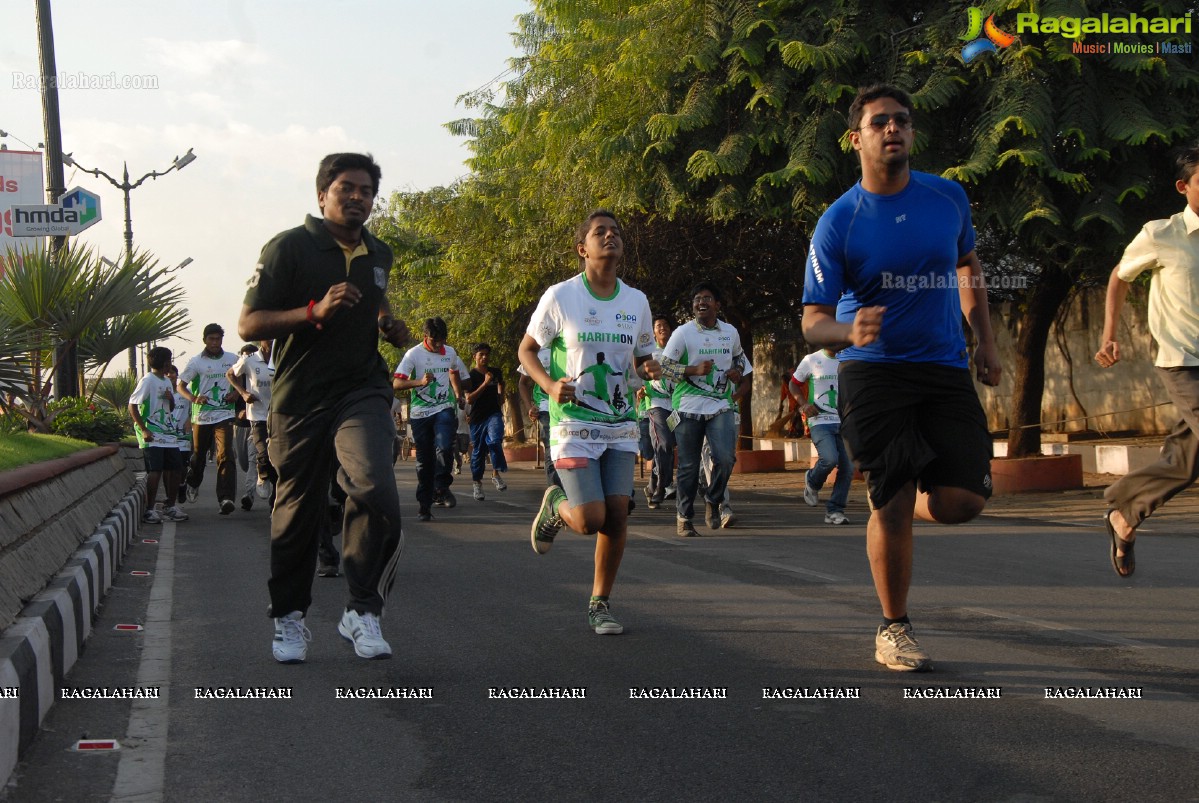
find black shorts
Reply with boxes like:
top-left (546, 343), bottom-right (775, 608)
top-left (142, 446), bottom-right (184, 473)
top-left (838, 361), bottom-right (992, 509)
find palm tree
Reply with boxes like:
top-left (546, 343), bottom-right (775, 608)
top-left (0, 244), bottom-right (190, 432)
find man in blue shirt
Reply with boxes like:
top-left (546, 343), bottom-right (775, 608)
top-left (802, 84), bottom-right (1002, 672)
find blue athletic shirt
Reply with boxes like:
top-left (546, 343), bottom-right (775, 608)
top-left (803, 171), bottom-right (976, 368)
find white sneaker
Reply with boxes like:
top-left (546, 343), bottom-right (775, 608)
top-left (492, 474), bottom-right (507, 491)
top-left (273, 612), bottom-right (311, 664)
top-left (164, 506), bottom-right (189, 522)
top-left (825, 511), bottom-right (850, 525)
top-left (473, 481), bottom-right (485, 501)
top-left (143, 508), bottom-right (163, 524)
top-left (803, 470), bottom-right (819, 507)
top-left (663, 485), bottom-right (676, 500)
top-left (255, 478), bottom-right (273, 500)
top-left (185, 484), bottom-right (199, 504)
top-left (338, 609), bottom-right (392, 659)
top-left (720, 505), bottom-right (736, 528)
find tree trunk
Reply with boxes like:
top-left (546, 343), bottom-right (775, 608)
top-left (1005, 267), bottom-right (1075, 457)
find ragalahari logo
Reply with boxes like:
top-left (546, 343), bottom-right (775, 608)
top-left (960, 7), bottom-right (1017, 62)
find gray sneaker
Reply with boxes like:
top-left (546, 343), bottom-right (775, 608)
top-left (492, 474), bottom-right (507, 491)
top-left (435, 488), bottom-right (457, 508)
top-left (803, 470), bottom-right (819, 507)
top-left (531, 485), bottom-right (567, 554)
top-left (185, 484), bottom-right (199, 504)
top-left (472, 481), bottom-right (485, 501)
top-left (825, 511), bottom-right (850, 525)
top-left (588, 600), bottom-right (624, 635)
top-left (875, 622), bottom-right (932, 672)
top-left (705, 501), bottom-right (721, 530)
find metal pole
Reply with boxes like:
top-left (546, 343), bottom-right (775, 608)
top-left (37, 0), bottom-right (79, 398)
top-left (124, 164), bottom-right (136, 374)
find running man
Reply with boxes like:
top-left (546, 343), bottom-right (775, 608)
top-left (802, 84), bottom-right (1001, 672)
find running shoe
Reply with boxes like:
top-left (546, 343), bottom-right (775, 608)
top-left (531, 485), bottom-right (567, 554)
top-left (705, 501), bottom-right (721, 530)
top-left (143, 508), bottom-right (163, 524)
top-left (663, 485), bottom-right (676, 499)
top-left (317, 562), bottom-right (340, 578)
top-left (272, 611), bottom-right (311, 664)
top-left (493, 474), bottom-right (507, 491)
top-left (255, 478), bottom-right (273, 500)
top-left (473, 481), bottom-right (485, 501)
top-left (185, 484), bottom-right (199, 504)
top-left (677, 518), bottom-right (698, 537)
top-left (875, 622), bottom-right (932, 672)
top-left (803, 470), bottom-right (819, 507)
top-left (434, 488), bottom-right (457, 508)
top-left (164, 506), bottom-right (189, 522)
top-left (219, 499), bottom-right (235, 515)
top-left (644, 485), bottom-right (658, 509)
top-left (588, 600), bottom-right (624, 635)
top-left (720, 504), bottom-right (736, 528)
top-left (825, 511), bottom-right (850, 525)
top-left (338, 609), bottom-right (392, 659)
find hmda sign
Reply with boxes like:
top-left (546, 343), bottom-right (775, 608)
top-left (10, 186), bottom-right (102, 236)
top-left (0, 150), bottom-right (45, 277)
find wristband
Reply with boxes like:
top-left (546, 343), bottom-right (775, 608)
top-left (306, 300), bottom-right (323, 330)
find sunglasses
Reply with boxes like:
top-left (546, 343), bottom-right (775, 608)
top-left (860, 112), bottom-right (913, 132)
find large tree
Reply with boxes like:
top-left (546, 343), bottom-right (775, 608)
top-left (379, 0), bottom-right (1199, 454)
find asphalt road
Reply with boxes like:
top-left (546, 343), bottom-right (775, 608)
top-left (6, 464), bottom-right (1198, 802)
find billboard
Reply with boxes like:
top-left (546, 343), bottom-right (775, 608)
top-left (0, 150), bottom-right (46, 277)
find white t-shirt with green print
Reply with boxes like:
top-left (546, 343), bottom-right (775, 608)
top-left (179, 351), bottom-right (238, 425)
top-left (663, 319), bottom-right (752, 416)
top-left (526, 273), bottom-right (654, 460)
top-left (395, 343), bottom-right (470, 420)
top-left (129, 373), bottom-right (180, 449)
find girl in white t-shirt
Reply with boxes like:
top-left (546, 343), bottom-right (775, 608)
top-left (518, 210), bottom-right (661, 635)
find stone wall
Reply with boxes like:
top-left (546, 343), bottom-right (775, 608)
top-left (749, 284), bottom-right (1172, 438)
top-left (0, 447), bottom-right (135, 630)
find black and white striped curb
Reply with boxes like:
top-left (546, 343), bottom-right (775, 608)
top-left (0, 482), bottom-right (144, 785)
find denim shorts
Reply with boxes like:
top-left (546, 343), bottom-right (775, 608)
top-left (556, 449), bottom-right (635, 507)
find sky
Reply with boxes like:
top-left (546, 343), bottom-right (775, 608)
top-left (2, 0), bottom-right (530, 371)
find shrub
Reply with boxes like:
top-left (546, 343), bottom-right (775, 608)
top-left (48, 397), bottom-right (129, 444)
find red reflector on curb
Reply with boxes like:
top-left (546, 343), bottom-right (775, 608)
top-left (73, 739), bottom-right (120, 751)
top-left (142, 539), bottom-right (158, 544)
top-left (130, 571), bottom-right (151, 577)
top-left (114, 624), bottom-right (144, 631)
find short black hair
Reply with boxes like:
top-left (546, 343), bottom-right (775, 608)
top-left (689, 281), bottom-right (722, 304)
top-left (847, 84), bottom-right (913, 131)
top-left (652, 313), bottom-right (674, 327)
top-left (316, 153), bottom-right (382, 196)
top-left (1176, 144), bottom-right (1199, 183)
top-left (473, 342), bottom-right (491, 354)
top-left (203, 323), bottom-right (224, 337)
top-left (422, 317), bottom-right (448, 341)
top-left (147, 346), bottom-right (172, 371)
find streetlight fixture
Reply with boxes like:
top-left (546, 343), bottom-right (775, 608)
top-left (63, 148), bottom-right (197, 373)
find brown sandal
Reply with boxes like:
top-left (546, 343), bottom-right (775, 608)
top-left (1106, 510), bottom-right (1135, 577)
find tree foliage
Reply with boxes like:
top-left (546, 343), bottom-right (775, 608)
top-left (376, 0), bottom-right (1199, 453)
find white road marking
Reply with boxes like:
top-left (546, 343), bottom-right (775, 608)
top-left (111, 522), bottom-right (174, 801)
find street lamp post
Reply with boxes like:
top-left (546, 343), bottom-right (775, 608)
top-left (62, 149), bottom-right (197, 374)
